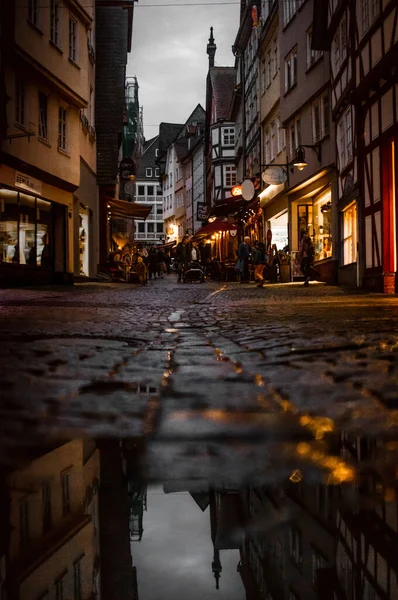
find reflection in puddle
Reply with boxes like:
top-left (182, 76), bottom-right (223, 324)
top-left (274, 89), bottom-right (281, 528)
top-left (0, 433), bottom-right (397, 599)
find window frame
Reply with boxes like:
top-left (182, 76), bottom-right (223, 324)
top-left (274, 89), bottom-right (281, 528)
top-left (68, 14), bottom-right (78, 64)
top-left (61, 472), bottom-right (71, 516)
top-left (28, 0), bottom-right (40, 28)
top-left (337, 108), bottom-right (353, 170)
top-left (284, 46), bottom-right (297, 93)
top-left (146, 168), bottom-right (153, 178)
top-left (50, 0), bottom-right (61, 48)
top-left (222, 126), bottom-right (235, 147)
top-left (42, 484), bottom-right (52, 533)
top-left (306, 26), bottom-right (323, 70)
top-left (224, 165), bottom-right (237, 188)
top-left (38, 91), bottom-right (48, 141)
top-left (73, 558), bottom-right (83, 600)
top-left (58, 106), bottom-right (67, 152)
top-left (15, 77), bottom-right (26, 127)
top-left (289, 117), bottom-right (301, 158)
top-left (312, 92), bottom-right (329, 144)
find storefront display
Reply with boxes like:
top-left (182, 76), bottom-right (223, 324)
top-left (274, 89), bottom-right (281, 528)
top-left (269, 211), bottom-right (288, 250)
top-left (313, 191), bottom-right (333, 262)
top-left (0, 188), bottom-right (53, 268)
top-left (342, 201), bottom-right (357, 265)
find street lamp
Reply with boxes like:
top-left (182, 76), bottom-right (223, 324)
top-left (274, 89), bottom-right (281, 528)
top-left (260, 142), bottom-right (322, 181)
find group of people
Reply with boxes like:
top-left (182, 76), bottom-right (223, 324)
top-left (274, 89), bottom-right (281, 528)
top-left (109, 243), bottom-right (170, 285)
top-left (237, 230), bottom-right (315, 286)
top-left (174, 234), bottom-right (205, 282)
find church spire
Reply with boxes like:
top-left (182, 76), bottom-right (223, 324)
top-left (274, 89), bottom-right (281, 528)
top-left (206, 27), bottom-right (217, 68)
top-left (212, 548), bottom-right (222, 590)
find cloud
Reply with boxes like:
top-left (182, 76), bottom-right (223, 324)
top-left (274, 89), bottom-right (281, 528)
top-left (128, 0), bottom-right (239, 137)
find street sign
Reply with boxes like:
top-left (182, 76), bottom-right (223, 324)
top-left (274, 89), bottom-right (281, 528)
top-left (197, 202), bottom-right (208, 221)
top-left (262, 166), bottom-right (287, 185)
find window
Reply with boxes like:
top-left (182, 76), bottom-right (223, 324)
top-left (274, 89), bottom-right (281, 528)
top-left (28, 0), bottom-right (40, 27)
top-left (222, 127), bottom-right (235, 146)
top-left (272, 36), bottom-right (279, 77)
top-left (311, 548), bottom-right (328, 586)
top-left (264, 128), bottom-right (270, 163)
top-left (307, 27), bottom-right (323, 69)
top-left (224, 165), bottom-right (236, 188)
top-left (285, 47), bottom-right (297, 92)
top-left (38, 92), bottom-right (48, 140)
top-left (155, 168), bottom-right (160, 177)
top-left (74, 558), bottom-right (82, 600)
top-left (361, 0), bottom-right (370, 34)
top-left (289, 527), bottom-right (302, 568)
top-left (42, 485), bottom-right (52, 532)
top-left (284, 0), bottom-right (303, 26)
top-left (155, 149), bottom-right (159, 157)
top-left (147, 223), bottom-right (154, 233)
top-left (61, 472), bottom-right (70, 516)
top-left (55, 575), bottom-right (65, 600)
top-left (138, 185), bottom-right (145, 196)
top-left (342, 201), bottom-right (357, 265)
top-left (15, 77), bottom-right (25, 126)
top-left (146, 168), bottom-right (153, 178)
top-left (58, 107), bottom-right (67, 151)
top-left (290, 117), bottom-right (301, 157)
top-left (261, 58), bottom-right (266, 93)
top-left (332, 15), bottom-right (347, 72)
top-left (270, 121), bottom-right (276, 160)
top-left (156, 223), bottom-right (163, 233)
top-left (266, 49), bottom-right (272, 87)
top-left (147, 186), bottom-right (154, 196)
top-left (138, 222), bottom-right (145, 233)
top-left (19, 499), bottom-right (29, 548)
top-left (156, 207), bottom-right (163, 215)
top-left (69, 16), bottom-right (78, 63)
top-left (337, 108), bottom-right (353, 169)
top-left (50, 0), bottom-right (61, 47)
top-left (276, 116), bottom-right (285, 154)
top-left (156, 186), bottom-right (162, 196)
top-left (312, 92), bottom-right (329, 143)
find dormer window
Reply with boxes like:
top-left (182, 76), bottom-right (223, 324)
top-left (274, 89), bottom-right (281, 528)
top-left (146, 168), bottom-right (153, 178)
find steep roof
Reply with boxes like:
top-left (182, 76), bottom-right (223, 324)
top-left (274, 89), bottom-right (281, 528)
top-left (158, 122), bottom-right (184, 156)
top-left (209, 67), bottom-right (236, 121)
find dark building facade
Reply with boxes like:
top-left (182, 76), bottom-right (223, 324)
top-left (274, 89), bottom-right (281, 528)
top-left (95, 0), bottom-right (136, 266)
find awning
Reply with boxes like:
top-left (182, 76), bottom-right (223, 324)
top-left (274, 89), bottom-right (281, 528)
top-left (157, 241), bottom-right (176, 249)
top-left (193, 221), bottom-right (237, 239)
top-left (211, 196), bottom-right (245, 217)
top-left (107, 198), bottom-right (152, 220)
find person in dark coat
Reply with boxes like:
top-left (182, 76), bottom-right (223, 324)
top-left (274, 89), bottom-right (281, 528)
top-left (148, 247), bottom-right (158, 280)
top-left (175, 235), bottom-right (190, 282)
top-left (238, 236), bottom-right (251, 283)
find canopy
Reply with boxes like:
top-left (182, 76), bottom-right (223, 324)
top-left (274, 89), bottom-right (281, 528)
top-left (193, 221), bottom-right (237, 239)
top-left (108, 198), bottom-right (152, 220)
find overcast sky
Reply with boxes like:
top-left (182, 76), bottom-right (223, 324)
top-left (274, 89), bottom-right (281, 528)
top-left (132, 486), bottom-right (245, 600)
top-left (128, 0), bottom-right (240, 140)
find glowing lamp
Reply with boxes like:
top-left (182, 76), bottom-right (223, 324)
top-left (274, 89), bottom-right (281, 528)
top-left (293, 147), bottom-right (308, 171)
top-left (231, 185), bottom-right (242, 197)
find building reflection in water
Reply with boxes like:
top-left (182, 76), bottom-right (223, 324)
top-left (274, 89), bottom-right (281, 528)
top-left (0, 432), bottom-right (397, 600)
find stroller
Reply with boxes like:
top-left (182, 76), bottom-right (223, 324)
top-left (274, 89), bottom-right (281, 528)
top-left (182, 261), bottom-right (205, 283)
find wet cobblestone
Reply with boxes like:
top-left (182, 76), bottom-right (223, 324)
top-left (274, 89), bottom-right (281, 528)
top-left (1, 277), bottom-right (398, 482)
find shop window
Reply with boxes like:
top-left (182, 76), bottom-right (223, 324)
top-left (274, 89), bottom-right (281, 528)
top-left (15, 77), bottom-right (25, 127)
top-left (79, 209), bottom-right (89, 276)
top-left (19, 193), bottom-right (37, 266)
top-left (38, 92), bottom-right (48, 141)
top-left (297, 204), bottom-right (313, 244)
top-left (342, 201), bottom-right (357, 265)
top-left (37, 198), bottom-right (52, 268)
top-left (314, 192), bottom-right (332, 261)
top-left (0, 190), bottom-right (19, 264)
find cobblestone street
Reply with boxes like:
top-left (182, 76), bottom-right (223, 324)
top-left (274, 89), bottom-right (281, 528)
top-left (2, 277), bottom-right (398, 486)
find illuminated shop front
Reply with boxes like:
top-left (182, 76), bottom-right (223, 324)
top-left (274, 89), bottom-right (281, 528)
top-left (79, 207), bottom-right (89, 277)
top-left (0, 186), bottom-right (67, 283)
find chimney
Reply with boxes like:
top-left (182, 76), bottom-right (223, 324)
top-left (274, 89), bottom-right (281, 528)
top-left (206, 27), bottom-right (217, 68)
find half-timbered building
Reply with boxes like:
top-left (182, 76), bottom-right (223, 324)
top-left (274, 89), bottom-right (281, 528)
top-left (324, 0), bottom-right (398, 292)
top-left (204, 29), bottom-right (237, 211)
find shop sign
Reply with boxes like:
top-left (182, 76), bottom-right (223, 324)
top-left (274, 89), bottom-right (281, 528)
top-left (120, 157), bottom-right (135, 180)
top-left (241, 179), bottom-right (255, 201)
top-left (15, 171), bottom-right (42, 195)
top-left (197, 202), bottom-right (208, 221)
top-left (261, 166), bottom-right (287, 185)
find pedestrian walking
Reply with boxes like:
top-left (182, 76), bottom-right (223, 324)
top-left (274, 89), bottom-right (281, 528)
top-left (298, 231), bottom-right (315, 286)
top-left (238, 236), bottom-right (252, 283)
top-left (136, 256), bottom-right (148, 286)
top-left (175, 235), bottom-right (191, 283)
top-left (157, 248), bottom-right (166, 278)
top-left (252, 241), bottom-right (267, 287)
top-left (148, 247), bottom-right (158, 280)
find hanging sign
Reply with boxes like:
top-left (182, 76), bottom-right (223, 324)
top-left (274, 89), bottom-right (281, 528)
top-left (197, 202), bottom-right (208, 221)
top-left (262, 166), bottom-right (287, 185)
top-left (120, 157), bottom-right (135, 180)
top-left (241, 179), bottom-right (256, 201)
top-left (252, 5), bottom-right (258, 27)
top-left (231, 184), bottom-right (242, 197)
